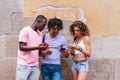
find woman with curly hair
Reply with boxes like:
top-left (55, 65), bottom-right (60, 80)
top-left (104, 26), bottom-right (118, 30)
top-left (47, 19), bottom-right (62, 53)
top-left (68, 21), bottom-right (91, 80)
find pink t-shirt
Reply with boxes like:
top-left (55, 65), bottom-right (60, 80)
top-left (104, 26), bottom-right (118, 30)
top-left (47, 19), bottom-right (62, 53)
top-left (17, 26), bottom-right (43, 66)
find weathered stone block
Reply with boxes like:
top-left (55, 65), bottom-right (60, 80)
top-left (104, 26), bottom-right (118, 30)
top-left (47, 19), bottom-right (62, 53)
top-left (0, 35), bottom-right (5, 58)
top-left (5, 35), bottom-right (18, 57)
top-left (102, 36), bottom-right (120, 58)
top-left (0, 58), bottom-right (17, 80)
top-left (10, 12), bottom-right (24, 35)
top-left (87, 59), bottom-right (114, 80)
top-left (114, 59), bottom-right (120, 80)
top-left (61, 58), bottom-right (72, 80)
top-left (60, 20), bottom-right (73, 43)
top-left (91, 35), bottom-right (120, 59)
top-left (91, 36), bottom-right (104, 58)
top-left (0, 0), bottom-right (22, 35)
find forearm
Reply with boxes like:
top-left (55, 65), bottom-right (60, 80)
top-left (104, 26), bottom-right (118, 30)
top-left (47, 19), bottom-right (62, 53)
top-left (82, 49), bottom-right (91, 57)
top-left (19, 43), bottom-right (47, 51)
top-left (78, 47), bottom-right (91, 57)
top-left (19, 46), bottom-right (39, 51)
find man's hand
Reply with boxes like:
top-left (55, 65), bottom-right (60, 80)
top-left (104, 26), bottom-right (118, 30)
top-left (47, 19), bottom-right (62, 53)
top-left (38, 44), bottom-right (48, 50)
top-left (46, 49), bottom-right (52, 55)
top-left (61, 49), bottom-right (69, 58)
top-left (39, 49), bottom-right (52, 57)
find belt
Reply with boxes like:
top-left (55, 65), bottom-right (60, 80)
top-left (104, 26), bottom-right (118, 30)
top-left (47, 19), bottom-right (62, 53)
top-left (73, 59), bottom-right (87, 63)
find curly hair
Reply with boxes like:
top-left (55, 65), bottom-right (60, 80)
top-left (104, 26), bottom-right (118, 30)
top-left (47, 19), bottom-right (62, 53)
top-left (69, 21), bottom-right (90, 36)
top-left (47, 18), bottom-right (63, 31)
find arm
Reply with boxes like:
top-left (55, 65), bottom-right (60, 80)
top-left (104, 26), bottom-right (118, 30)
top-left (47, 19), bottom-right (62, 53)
top-left (60, 37), bottom-right (69, 58)
top-left (80, 36), bottom-right (91, 57)
top-left (19, 28), bottom-right (47, 51)
top-left (67, 44), bottom-right (75, 56)
top-left (19, 42), bottom-right (47, 51)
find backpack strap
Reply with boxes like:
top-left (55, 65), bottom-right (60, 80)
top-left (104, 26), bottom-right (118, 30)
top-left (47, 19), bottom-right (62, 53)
top-left (42, 34), bottom-right (46, 43)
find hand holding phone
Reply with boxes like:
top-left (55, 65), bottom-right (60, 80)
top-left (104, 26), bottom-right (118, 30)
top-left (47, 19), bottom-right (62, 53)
top-left (41, 43), bottom-right (49, 47)
top-left (68, 44), bottom-right (75, 49)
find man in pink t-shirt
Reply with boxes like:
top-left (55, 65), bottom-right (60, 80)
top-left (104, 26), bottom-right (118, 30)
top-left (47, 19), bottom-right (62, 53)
top-left (16, 15), bottom-right (47, 80)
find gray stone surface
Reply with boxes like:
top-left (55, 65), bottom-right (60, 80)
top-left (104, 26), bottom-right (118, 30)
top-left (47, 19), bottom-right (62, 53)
top-left (102, 36), bottom-right (120, 58)
top-left (10, 12), bottom-right (24, 34)
top-left (91, 35), bottom-right (120, 59)
top-left (87, 59), bottom-right (114, 80)
top-left (0, 0), bottom-right (22, 35)
top-left (61, 58), bottom-right (72, 80)
top-left (0, 35), bottom-right (6, 58)
top-left (10, 13), bottom-right (35, 35)
top-left (115, 59), bottom-right (120, 80)
top-left (5, 35), bottom-right (18, 57)
top-left (60, 20), bottom-right (73, 43)
top-left (0, 58), bottom-right (16, 80)
top-left (91, 37), bottom-right (104, 58)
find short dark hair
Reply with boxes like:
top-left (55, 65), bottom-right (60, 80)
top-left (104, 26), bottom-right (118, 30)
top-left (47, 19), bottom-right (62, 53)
top-left (35, 15), bottom-right (47, 22)
top-left (47, 18), bottom-right (63, 31)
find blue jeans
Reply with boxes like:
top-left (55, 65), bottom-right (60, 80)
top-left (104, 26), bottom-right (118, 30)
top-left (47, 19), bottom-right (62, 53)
top-left (16, 64), bottom-right (40, 80)
top-left (41, 64), bottom-right (62, 80)
top-left (71, 59), bottom-right (89, 72)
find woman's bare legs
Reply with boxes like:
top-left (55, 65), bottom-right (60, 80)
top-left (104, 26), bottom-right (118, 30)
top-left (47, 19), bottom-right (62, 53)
top-left (78, 72), bottom-right (87, 80)
top-left (72, 72), bottom-right (78, 80)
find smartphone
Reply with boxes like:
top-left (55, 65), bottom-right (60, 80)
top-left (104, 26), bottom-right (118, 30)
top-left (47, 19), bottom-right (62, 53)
top-left (68, 44), bottom-right (75, 49)
top-left (60, 48), bottom-right (66, 51)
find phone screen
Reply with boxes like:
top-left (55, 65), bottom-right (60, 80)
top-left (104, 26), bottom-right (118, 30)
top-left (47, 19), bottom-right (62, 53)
top-left (60, 48), bottom-right (66, 50)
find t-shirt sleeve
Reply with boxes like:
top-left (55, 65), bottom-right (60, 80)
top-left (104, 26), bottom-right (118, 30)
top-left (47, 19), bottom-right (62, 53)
top-left (19, 28), bottom-right (28, 43)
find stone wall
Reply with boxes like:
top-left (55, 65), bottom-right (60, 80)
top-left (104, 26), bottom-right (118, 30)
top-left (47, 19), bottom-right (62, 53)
top-left (0, 0), bottom-right (120, 80)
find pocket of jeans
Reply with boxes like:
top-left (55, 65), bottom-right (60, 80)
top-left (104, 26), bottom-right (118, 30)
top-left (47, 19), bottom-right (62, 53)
top-left (81, 61), bottom-right (88, 65)
top-left (17, 65), bottom-right (28, 70)
top-left (35, 65), bottom-right (39, 69)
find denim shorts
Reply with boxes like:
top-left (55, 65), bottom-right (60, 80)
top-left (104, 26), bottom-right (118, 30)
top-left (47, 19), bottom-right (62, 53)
top-left (71, 59), bottom-right (89, 72)
top-left (16, 64), bottom-right (40, 80)
top-left (41, 64), bottom-right (62, 80)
